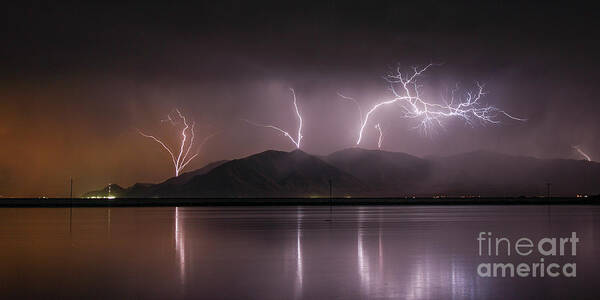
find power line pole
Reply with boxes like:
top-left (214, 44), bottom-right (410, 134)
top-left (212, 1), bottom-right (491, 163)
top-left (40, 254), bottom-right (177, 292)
top-left (69, 177), bottom-right (73, 233)
top-left (546, 182), bottom-right (552, 224)
top-left (328, 179), bottom-right (333, 219)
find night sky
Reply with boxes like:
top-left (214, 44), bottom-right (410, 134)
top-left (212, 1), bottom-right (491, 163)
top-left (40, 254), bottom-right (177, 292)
top-left (1, 1), bottom-right (599, 196)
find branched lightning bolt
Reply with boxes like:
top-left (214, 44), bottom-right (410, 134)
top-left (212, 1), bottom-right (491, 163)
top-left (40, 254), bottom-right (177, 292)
top-left (243, 88), bottom-right (303, 149)
top-left (337, 92), bottom-right (363, 125)
top-left (354, 64), bottom-right (526, 145)
top-left (573, 145), bottom-right (592, 161)
top-left (374, 123), bottom-right (383, 149)
top-left (138, 109), bottom-right (215, 177)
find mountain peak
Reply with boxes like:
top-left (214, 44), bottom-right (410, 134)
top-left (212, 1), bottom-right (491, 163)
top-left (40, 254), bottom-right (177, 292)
top-left (178, 147), bottom-right (363, 197)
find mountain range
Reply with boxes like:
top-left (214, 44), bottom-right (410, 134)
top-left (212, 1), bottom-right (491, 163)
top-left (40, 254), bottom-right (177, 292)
top-left (84, 148), bottom-right (600, 198)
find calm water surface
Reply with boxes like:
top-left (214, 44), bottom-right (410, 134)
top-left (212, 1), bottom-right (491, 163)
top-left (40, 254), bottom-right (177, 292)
top-left (1, 205), bottom-right (599, 299)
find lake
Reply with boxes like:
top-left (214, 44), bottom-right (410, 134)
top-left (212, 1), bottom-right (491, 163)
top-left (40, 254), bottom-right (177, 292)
top-left (1, 205), bottom-right (599, 299)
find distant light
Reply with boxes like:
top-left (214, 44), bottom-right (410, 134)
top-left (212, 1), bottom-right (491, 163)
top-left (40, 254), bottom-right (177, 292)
top-left (86, 196), bottom-right (116, 199)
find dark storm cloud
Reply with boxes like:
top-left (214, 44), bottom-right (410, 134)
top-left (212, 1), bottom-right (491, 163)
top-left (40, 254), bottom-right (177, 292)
top-left (1, 1), bottom-right (599, 196)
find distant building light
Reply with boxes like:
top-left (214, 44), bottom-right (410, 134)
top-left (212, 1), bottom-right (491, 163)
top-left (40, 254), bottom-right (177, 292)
top-left (86, 195), bottom-right (116, 199)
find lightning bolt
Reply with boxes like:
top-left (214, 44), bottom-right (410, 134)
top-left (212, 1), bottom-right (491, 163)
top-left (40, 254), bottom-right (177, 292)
top-left (354, 64), bottom-right (526, 145)
top-left (573, 145), bottom-right (592, 161)
top-left (243, 88), bottom-right (303, 149)
top-left (374, 123), bottom-right (383, 149)
top-left (138, 109), bottom-right (216, 177)
top-left (337, 92), bottom-right (364, 125)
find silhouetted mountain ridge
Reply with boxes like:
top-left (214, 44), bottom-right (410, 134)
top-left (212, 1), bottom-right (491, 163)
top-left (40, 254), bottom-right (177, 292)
top-left (325, 148), bottom-right (431, 195)
top-left (84, 148), bottom-right (600, 198)
top-left (180, 149), bottom-right (365, 197)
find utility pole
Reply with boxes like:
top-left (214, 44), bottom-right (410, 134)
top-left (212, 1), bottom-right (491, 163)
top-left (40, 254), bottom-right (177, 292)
top-left (69, 177), bottom-right (73, 234)
top-left (328, 179), bottom-right (333, 219)
top-left (546, 182), bottom-right (552, 224)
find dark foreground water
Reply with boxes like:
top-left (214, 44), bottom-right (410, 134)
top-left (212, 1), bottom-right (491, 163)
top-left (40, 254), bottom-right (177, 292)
top-left (1, 205), bottom-right (599, 299)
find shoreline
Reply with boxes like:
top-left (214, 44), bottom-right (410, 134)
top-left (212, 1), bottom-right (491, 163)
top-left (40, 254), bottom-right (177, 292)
top-left (0, 197), bottom-right (598, 207)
